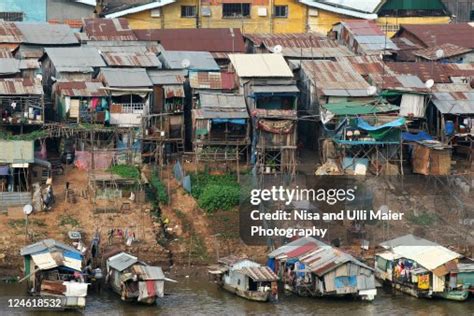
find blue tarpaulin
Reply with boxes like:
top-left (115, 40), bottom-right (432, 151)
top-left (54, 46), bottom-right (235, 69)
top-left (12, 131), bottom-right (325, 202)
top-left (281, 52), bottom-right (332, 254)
top-left (402, 131), bottom-right (433, 142)
top-left (183, 175), bottom-right (191, 193)
top-left (173, 161), bottom-right (184, 182)
top-left (267, 258), bottom-right (275, 272)
top-left (335, 275), bottom-right (357, 289)
top-left (357, 117), bottom-right (406, 131)
top-left (212, 119), bottom-right (246, 125)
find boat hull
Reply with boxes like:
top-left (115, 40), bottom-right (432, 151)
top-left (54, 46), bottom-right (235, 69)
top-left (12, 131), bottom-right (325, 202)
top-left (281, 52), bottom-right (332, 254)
top-left (222, 283), bottom-right (271, 302)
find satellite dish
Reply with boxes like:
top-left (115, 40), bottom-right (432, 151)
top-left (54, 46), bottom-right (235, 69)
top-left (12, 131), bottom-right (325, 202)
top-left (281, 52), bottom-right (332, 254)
top-left (435, 49), bottom-right (445, 59)
top-left (367, 86), bottom-right (377, 96)
top-left (23, 204), bottom-right (33, 216)
top-left (273, 45), bottom-right (283, 54)
top-left (35, 74), bottom-right (43, 81)
top-left (181, 59), bottom-right (190, 69)
top-left (425, 79), bottom-right (434, 89)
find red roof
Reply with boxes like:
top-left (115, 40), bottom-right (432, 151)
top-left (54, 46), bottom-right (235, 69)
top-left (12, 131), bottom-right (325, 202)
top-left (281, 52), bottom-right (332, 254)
top-left (134, 28), bottom-right (245, 53)
top-left (398, 23), bottom-right (474, 49)
top-left (285, 242), bottom-right (318, 259)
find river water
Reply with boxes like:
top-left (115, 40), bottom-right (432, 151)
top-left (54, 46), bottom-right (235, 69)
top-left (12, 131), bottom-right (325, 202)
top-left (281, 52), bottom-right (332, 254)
top-left (0, 277), bottom-right (472, 315)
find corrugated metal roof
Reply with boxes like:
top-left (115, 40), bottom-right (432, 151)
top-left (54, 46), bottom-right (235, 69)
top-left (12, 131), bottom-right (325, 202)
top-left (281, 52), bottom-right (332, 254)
top-left (101, 51), bottom-right (161, 67)
top-left (413, 43), bottom-right (472, 61)
top-left (0, 58), bottom-right (20, 75)
top-left (301, 60), bottom-right (370, 96)
top-left (398, 23), bottom-right (474, 49)
top-left (135, 28), bottom-right (245, 53)
top-left (16, 45), bottom-right (44, 59)
top-left (238, 266), bottom-right (278, 282)
top-left (0, 22), bottom-right (24, 43)
top-left (100, 67), bottom-right (153, 88)
top-left (45, 47), bottom-right (106, 72)
top-left (107, 252), bottom-right (138, 272)
top-left (20, 239), bottom-right (79, 256)
top-left (229, 54), bottom-right (293, 78)
top-left (432, 85), bottom-right (474, 114)
top-left (15, 23), bottom-right (78, 45)
top-left (252, 85), bottom-right (299, 94)
top-left (147, 69), bottom-right (186, 85)
top-left (268, 237), bottom-right (327, 258)
top-left (82, 18), bottom-right (137, 41)
top-left (86, 40), bottom-right (162, 54)
top-left (0, 48), bottom-right (13, 58)
top-left (0, 140), bottom-right (35, 163)
top-left (159, 50), bottom-right (220, 71)
top-left (55, 81), bottom-right (107, 97)
top-left (320, 0), bottom-right (382, 13)
top-left (378, 234), bottom-right (462, 271)
top-left (189, 71), bottom-right (236, 90)
top-left (18, 59), bottom-right (40, 70)
top-left (196, 92), bottom-right (248, 119)
top-left (218, 255), bottom-right (247, 267)
top-left (386, 62), bottom-right (474, 83)
top-left (246, 34), bottom-right (354, 58)
top-left (0, 78), bottom-right (43, 95)
top-left (102, 0), bottom-right (174, 16)
top-left (339, 20), bottom-right (398, 53)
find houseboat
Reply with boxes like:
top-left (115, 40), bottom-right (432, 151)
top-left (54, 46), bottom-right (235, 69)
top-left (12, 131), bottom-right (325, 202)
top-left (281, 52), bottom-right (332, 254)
top-left (208, 255), bottom-right (278, 302)
top-left (268, 237), bottom-right (377, 301)
top-left (375, 234), bottom-right (473, 301)
top-left (20, 239), bottom-right (88, 309)
top-left (106, 252), bottom-right (173, 304)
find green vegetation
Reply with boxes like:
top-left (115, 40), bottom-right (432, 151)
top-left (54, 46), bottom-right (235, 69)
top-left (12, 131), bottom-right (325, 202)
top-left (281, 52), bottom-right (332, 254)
top-left (151, 172), bottom-right (169, 205)
top-left (107, 165), bottom-right (140, 180)
top-left (8, 218), bottom-right (46, 229)
top-left (190, 172), bottom-right (240, 213)
top-left (407, 212), bottom-right (438, 226)
top-left (59, 214), bottom-right (80, 227)
top-left (0, 130), bottom-right (47, 141)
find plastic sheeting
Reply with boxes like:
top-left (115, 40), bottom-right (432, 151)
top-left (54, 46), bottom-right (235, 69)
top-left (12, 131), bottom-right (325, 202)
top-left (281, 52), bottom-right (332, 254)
top-left (402, 131), bottom-right (433, 142)
top-left (74, 151), bottom-right (114, 170)
top-left (357, 117), bottom-right (406, 131)
top-left (212, 118), bottom-right (246, 125)
top-left (182, 175), bottom-right (191, 193)
top-left (399, 94), bottom-right (425, 118)
top-left (173, 161), bottom-right (184, 182)
top-left (63, 282), bottom-right (88, 297)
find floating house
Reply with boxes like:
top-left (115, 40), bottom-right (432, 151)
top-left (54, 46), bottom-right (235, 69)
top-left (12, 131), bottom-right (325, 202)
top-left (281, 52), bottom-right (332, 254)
top-left (268, 237), bottom-right (377, 301)
top-left (208, 255), bottom-right (278, 302)
top-left (106, 252), bottom-right (171, 304)
top-left (375, 234), bottom-right (473, 301)
top-left (20, 239), bottom-right (88, 309)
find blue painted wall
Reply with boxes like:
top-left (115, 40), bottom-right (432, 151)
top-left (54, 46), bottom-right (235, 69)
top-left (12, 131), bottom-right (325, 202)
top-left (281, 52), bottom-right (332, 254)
top-left (0, 0), bottom-right (47, 22)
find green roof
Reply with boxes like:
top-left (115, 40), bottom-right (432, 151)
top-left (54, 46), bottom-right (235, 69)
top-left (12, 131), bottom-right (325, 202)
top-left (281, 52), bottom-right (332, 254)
top-left (380, 0), bottom-right (445, 11)
top-left (323, 100), bottom-right (399, 116)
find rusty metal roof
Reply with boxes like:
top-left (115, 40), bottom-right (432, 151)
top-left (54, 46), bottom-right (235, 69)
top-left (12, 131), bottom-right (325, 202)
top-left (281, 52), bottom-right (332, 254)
top-left (245, 33), bottom-right (354, 58)
top-left (54, 80), bottom-right (107, 97)
top-left (337, 56), bottom-right (428, 93)
top-left (82, 18), bottom-right (137, 41)
top-left (0, 78), bottom-right (43, 95)
top-left (238, 266), bottom-right (278, 282)
top-left (16, 45), bottom-right (44, 59)
top-left (190, 71), bottom-right (236, 90)
top-left (342, 20), bottom-right (385, 36)
top-left (413, 43), bottom-right (473, 61)
top-left (0, 22), bottom-right (24, 43)
top-left (386, 62), bottom-right (474, 83)
top-left (101, 51), bottom-right (161, 67)
top-left (301, 60), bottom-right (370, 96)
top-left (134, 28), bottom-right (245, 53)
top-left (0, 48), bottom-right (12, 58)
top-left (397, 23), bottom-right (474, 49)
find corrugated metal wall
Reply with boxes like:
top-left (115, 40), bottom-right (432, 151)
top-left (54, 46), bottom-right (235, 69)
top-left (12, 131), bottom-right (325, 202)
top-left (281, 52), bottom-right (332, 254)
top-left (0, 192), bottom-right (32, 206)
